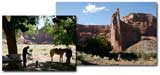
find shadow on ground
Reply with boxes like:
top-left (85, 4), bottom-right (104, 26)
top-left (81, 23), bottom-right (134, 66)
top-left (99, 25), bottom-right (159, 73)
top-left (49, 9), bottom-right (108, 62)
top-left (3, 61), bottom-right (76, 72)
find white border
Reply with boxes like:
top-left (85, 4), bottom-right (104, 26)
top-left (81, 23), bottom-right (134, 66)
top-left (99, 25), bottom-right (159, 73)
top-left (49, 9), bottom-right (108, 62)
top-left (0, 0), bottom-right (160, 75)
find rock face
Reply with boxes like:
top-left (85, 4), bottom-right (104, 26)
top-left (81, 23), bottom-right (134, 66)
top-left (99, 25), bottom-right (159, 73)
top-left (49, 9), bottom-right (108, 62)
top-left (111, 8), bottom-right (122, 52)
top-left (77, 8), bottom-right (157, 52)
top-left (111, 8), bottom-right (140, 52)
top-left (120, 22), bottom-right (141, 50)
top-left (76, 24), bottom-right (111, 45)
top-left (34, 28), bottom-right (53, 44)
top-left (111, 8), bottom-right (157, 52)
top-left (127, 40), bottom-right (157, 54)
top-left (122, 13), bottom-right (157, 50)
top-left (17, 27), bottom-right (53, 44)
top-left (123, 13), bottom-right (157, 36)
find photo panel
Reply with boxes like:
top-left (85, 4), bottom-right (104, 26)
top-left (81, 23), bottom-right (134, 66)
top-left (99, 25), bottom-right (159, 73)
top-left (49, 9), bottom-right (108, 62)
top-left (56, 2), bottom-right (157, 66)
top-left (2, 16), bottom-right (77, 71)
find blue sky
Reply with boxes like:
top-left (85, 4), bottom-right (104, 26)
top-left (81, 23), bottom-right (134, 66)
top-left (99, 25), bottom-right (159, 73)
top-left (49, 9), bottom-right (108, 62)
top-left (56, 2), bottom-right (157, 25)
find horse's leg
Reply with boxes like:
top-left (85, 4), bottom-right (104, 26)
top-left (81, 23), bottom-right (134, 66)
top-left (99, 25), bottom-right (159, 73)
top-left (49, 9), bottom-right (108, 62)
top-left (51, 56), bottom-right (53, 62)
top-left (61, 55), bottom-right (63, 63)
top-left (62, 53), bottom-right (64, 63)
top-left (60, 54), bottom-right (63, 63)
top-left (51, 53), bottom-right (54, 62)
top-left (52, 55), bottom-right (54, 62)
top-left (62, 55), bottom-right (63, 63)
top-left (59, 55), bottom-right (61, 62)
top-left (50, 50), bottom-right (53, 62)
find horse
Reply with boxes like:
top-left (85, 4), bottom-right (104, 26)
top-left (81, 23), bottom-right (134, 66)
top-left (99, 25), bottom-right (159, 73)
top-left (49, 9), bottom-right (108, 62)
top-left (50, 48), bottom-right (68, 62)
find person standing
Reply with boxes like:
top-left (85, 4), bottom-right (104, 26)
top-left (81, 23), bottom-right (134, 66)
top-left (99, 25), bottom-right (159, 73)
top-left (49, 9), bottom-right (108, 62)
top-left (22, 46), bottom-right (30, 68)
top-left (65, 48), bottom-right (72, 64)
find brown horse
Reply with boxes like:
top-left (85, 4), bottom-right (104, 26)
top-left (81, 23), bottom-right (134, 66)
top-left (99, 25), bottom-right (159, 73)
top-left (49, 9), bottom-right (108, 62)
top-left (50, 48), bottom-right (68, 62)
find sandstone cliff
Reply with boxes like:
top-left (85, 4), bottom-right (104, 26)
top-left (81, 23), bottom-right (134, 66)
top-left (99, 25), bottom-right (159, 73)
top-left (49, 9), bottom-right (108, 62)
top-left (111, 9), bottom-right (157, 52)
top-left (123, 13), bottom-right (157, 37)
top-left (77, 24), bottom-right (111, 44)
top-left (17, 27), bottom-right (53, 44)
top-left (110, 8), bottom-right (122, 52)
top-left (77, 8), bottom-right (157, 52)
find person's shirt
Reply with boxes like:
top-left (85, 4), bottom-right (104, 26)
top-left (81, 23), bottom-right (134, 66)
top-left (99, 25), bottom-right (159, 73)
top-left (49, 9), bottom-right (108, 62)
top-left (23, 47), bottom-right (29, 56)
top-left (66, 49), bottom-right (72, 57)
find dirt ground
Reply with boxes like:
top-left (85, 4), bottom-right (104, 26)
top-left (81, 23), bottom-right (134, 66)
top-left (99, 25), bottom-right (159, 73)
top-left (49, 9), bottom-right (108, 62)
top-left (2, 44), bottom-right (76, 71)
top-left (77, 51), bottom-right (157, 66)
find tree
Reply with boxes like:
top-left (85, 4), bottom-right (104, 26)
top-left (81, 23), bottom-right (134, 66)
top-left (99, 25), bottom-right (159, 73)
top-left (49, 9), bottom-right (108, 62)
top-left (83, 35), bottom-right (112, 58)
top-left (43, 16), bottom-right (76, 45)
top-left (24, 24), bottom-right (37, 36)
top-left (43, 16), bottom-right (54, 36)
top-left (3, 16), bottom-right (38, 55)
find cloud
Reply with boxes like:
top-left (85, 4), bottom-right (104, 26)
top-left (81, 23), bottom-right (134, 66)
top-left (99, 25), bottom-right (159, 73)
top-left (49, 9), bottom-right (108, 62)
top-left (82, 3), bottom-right (109, 14)
top-left (84, 22), bottom-right (96, 25)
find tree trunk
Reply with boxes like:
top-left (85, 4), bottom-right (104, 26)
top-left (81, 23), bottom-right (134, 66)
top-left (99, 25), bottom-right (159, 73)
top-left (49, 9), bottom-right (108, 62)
top-left (3, 16), bottom-right (18, 55)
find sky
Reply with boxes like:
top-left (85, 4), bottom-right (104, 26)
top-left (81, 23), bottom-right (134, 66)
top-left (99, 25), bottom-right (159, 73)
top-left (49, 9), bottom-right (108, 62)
top-left (56, 2), bottom-right (157, 25)
top-left (37, 16), bottom-right (55, 29)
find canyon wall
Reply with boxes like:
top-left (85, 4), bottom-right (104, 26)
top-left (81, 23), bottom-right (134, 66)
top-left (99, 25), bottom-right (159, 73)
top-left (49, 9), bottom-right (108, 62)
top-left (77, 8), bottom-right (157, 52)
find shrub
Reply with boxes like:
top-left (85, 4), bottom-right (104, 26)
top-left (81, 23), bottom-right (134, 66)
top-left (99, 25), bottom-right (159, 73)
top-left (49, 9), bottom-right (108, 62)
top-left (82, 35), bottom-right (112, 58)
top-left (129, 50), bottom-right (156, 60)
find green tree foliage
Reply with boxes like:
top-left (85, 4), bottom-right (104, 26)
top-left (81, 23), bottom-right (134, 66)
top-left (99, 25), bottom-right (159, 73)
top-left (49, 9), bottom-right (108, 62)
top-left (43, 16), bottom-right (54, 36)
top-left (6, 16), bottom-right (38, 32)
top-left (24, 24), bottom-right (37, 36)
top-left (3, 16), bottom-right (38, 55)
top-left (43, 16), bottom-right (76, 45)
top-left (2, 16), bottom-right (38, 70)
top-left (83, 35), bottom-right (112, 58)
top-left (43, 24), bottom-right (53, 35)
